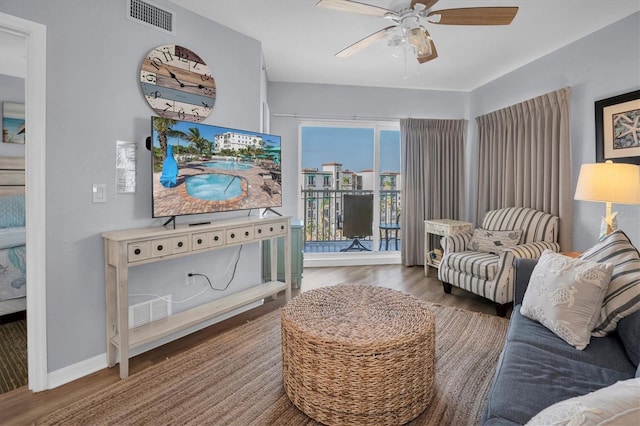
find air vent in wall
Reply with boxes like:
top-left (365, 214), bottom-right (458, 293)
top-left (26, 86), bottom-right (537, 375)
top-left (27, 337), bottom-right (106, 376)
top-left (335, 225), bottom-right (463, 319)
top-left (126, 0), bottom-right (175, 35)
top-left (129, 295), bottom-right (172, 329)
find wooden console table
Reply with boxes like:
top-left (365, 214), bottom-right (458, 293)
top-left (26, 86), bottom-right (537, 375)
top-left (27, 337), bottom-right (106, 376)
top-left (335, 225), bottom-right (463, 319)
top-left (424, 219), bottom-right (473, 276)
top-left (102, 216), bottom-right (291, 379)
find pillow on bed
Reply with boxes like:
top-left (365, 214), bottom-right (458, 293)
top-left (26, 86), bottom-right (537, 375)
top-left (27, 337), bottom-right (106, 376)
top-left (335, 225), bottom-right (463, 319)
top-left (0, 194), bottom-right (25, 228)
top-left (0, 227), bottom-right (26, 250)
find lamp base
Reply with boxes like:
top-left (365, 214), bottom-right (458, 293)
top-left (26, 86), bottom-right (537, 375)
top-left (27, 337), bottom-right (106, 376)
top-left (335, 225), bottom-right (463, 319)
top-left (599, 213), bottom-right (618, 240)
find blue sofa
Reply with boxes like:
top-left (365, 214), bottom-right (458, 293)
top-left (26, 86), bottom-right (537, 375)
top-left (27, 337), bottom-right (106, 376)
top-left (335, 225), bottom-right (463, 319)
top-left (482, 258), bottom-right (640, 425)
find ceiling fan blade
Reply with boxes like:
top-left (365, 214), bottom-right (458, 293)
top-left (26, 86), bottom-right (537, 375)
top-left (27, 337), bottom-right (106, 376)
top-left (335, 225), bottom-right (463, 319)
top-left (316, 0), bottom-right (396, 17)
top-left (427, 7), bottom-right (518, 25)
top-left (336, 26), bottom-right (396, 58)
top-left (417, 35), bottom-right (438, 64)
top-left (411, 0), bottom-right (439, 10)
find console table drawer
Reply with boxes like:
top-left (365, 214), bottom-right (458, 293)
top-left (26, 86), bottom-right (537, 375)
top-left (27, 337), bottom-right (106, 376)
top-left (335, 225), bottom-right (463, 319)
top-left (191, 231), bottom-right (224, 250)
top-left (227, 226), bottom-right (254, 243)
top-left (151, 238), bottom-right (171, 257)
top-left (208, 230), bottom-right (225, 247)
top-left (256, 220), bottom-right (287, 237)
top-left (271, 221), bottom-right (288, 235)
top-left (128, 241), bottom-right (151, 262)
top-left (171, 236), bottom-right (189, 254)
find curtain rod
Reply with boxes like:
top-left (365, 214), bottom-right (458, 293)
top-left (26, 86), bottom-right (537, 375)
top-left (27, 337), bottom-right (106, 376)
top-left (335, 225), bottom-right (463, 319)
top-left (272, 112), bottom-right (402, 122)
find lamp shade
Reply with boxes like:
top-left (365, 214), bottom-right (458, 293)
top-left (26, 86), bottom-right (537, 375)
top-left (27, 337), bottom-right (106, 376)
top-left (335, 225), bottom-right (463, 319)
top-left (574, 161), bottom-right (640, 204)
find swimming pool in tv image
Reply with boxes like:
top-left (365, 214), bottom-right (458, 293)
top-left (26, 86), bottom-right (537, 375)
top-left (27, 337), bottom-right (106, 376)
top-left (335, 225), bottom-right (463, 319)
top-left (151, 117), bottom-right (282, 218)
top-left (185, 174), bottom-right (244, 201)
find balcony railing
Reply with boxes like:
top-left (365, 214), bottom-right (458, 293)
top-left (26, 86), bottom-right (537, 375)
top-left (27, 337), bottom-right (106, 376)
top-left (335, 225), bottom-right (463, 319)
top-left (301, 189), bottom-right (401, 252)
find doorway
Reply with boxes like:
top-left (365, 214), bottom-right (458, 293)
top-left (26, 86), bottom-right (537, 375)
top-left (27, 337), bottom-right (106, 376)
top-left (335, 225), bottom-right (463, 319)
top-left (0, 12), bottom-right (47, 392)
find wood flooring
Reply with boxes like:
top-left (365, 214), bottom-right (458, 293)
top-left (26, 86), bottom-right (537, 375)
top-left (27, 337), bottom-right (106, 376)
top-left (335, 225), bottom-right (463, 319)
top-left (0, 264), bottom-right (507, 425)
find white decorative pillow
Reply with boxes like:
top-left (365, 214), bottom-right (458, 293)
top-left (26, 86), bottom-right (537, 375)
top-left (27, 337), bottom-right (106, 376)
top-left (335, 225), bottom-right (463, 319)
top-left (468, 228), bottom-right (522, 254)
top-left (526, 378), bottom-right (640, 425)
top-left (520, 250), bottom-right (613, 350)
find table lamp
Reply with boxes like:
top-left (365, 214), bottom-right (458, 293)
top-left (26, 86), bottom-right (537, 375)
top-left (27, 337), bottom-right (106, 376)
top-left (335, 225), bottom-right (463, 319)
top-left (574, 160), bottom-right (640, 239)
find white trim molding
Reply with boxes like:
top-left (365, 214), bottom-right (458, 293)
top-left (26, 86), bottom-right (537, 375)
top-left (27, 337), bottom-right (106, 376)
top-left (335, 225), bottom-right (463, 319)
top-left (0, 12), bottom-right (48, 392)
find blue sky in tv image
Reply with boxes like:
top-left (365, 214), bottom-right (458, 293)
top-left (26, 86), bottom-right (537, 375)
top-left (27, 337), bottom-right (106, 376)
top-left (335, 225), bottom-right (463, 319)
top-left (151, 117), bottom-right (281, 155)
top-left (301, 127), bottom-right (400, 173)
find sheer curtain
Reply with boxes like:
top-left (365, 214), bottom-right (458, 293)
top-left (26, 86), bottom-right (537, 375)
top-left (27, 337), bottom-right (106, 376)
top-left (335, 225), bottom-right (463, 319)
top-left (400, 118), bottom-right (467, 266)
top-left (475, 87), bottom-right (573, 250)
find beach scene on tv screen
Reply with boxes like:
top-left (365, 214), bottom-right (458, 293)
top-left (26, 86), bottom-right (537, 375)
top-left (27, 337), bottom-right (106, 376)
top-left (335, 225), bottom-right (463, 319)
top-left (151, 117), bottom-right (282, 217)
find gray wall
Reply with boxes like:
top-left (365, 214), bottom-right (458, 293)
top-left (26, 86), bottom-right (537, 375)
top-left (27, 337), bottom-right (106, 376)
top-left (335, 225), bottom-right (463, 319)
top-left (0, 74), bottom-right (24, 157)
top-left (0, 0), bottom-right (264, 371)
top-left (470, 12), bottom-right (640, 250)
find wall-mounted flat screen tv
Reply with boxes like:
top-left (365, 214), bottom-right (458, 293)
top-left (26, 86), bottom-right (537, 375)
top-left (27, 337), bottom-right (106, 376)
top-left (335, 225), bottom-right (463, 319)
top-left (151, 116), bottom-right (282, 218)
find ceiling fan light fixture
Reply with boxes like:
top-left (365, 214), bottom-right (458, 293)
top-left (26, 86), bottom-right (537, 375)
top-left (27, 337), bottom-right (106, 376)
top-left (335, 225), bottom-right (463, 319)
top-left (387, 35), bottom-right (405, 58)
top-left (408, 26), bottom-right (432, 59)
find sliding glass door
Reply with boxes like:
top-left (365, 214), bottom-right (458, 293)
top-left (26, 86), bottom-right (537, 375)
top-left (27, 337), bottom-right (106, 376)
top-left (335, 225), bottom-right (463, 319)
top-left (299, 122), bottom-right (400, 258)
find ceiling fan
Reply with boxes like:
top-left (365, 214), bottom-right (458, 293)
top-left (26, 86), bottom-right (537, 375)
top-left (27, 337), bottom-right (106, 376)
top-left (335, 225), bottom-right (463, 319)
top-left (316, 0), bottom-right (518, 64)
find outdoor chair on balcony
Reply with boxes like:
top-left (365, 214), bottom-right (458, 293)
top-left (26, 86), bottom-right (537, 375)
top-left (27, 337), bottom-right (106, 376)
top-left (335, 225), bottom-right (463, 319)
top-left (340, 194), bottom-right (373, 252)
top-left (379, 214), bottom-right (401, 251)
top-left (438, 207), bottom-right (559, 317)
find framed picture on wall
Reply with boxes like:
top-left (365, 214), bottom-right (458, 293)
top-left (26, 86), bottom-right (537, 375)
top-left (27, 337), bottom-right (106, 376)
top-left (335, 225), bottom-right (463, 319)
top-left (595, 90), bottom-right (640, 164)
top-left (2, 102), bottom-right (25, 144)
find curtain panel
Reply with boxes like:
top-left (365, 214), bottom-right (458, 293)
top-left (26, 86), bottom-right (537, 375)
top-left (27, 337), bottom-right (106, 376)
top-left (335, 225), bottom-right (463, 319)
top-left (400, 118), bottom-right (467, 266)
top-left (475, 87), bottom-right (573, 250)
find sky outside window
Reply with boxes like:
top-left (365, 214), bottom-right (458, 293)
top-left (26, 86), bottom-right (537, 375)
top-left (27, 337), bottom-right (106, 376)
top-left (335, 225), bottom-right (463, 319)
top-left (301, 126), bottom-right (400, 172)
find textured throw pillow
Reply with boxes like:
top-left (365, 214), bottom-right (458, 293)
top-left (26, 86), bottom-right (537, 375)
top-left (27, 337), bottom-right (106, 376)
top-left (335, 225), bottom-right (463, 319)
top-left (468, 228), bottom-right (522, 254)
top-left (520, 250), bottom-right (613, 350)
top-left (526, 379), bottom-right (640, 425)
top-left (580, 230), bottom-right (640, 337)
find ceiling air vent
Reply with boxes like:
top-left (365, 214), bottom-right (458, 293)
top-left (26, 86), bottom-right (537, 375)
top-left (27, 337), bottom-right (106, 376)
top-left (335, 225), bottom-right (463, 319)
top-left (127, 0), bottom-right (175, 35)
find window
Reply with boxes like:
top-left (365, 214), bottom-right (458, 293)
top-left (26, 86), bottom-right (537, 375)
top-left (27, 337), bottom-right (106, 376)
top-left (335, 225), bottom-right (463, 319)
top-left (300, 122), bottom-right (400, 255)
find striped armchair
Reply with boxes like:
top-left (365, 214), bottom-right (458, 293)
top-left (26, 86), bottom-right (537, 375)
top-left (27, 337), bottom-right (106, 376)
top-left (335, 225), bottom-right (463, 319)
top-left (438, 207), bottom-right (559, 316)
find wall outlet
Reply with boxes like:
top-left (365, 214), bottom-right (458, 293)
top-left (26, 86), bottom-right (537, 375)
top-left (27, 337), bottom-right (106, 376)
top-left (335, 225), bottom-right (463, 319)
top-left (185, 269), bottom-right (195, 286)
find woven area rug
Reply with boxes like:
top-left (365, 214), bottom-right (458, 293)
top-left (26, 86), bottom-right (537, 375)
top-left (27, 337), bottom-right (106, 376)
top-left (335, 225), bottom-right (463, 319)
top-left (38, 303), bottom-right (508, 426)
top-left (0, 319), bottom-right (28, 394)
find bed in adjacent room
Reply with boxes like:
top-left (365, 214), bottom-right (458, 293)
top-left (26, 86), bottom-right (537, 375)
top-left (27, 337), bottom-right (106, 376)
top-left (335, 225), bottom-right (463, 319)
top-left (0, 156), bottom-right (26, 318)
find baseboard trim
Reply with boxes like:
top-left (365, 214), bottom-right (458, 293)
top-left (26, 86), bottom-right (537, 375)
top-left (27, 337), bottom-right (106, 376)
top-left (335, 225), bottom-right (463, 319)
top-left (45, 300), bottom-right (263, 389)
top-left (304, 252), bottom-right (401, 267)
top-left (47, 354), bottom-right (107, 390)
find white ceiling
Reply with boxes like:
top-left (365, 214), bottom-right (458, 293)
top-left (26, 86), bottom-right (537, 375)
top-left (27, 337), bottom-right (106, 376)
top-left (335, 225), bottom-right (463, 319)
top-left (170, 0), bottom-right (640, 92)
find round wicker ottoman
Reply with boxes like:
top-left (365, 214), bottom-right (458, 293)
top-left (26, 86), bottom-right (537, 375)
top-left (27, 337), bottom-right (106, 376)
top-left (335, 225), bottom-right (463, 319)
top-left (281, 284), bottom-right (435, 426)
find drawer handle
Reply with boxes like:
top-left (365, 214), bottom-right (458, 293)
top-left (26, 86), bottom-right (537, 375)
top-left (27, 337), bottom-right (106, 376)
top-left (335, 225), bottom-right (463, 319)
top-left (157, 245), bottom-right (163, 251)
top-left (270, 227), bottom-right (274, 232)
top-left (214, 236), bottom-right (219, 241)
top-left (230, 233), bottom-right (235, 238)
top-left (134, 248), bottom-right (141, 255)
top-left (258, 229), bottom-right (262, 233)
top-left (244, 231), bottom-right (249, 236)
top-left (281, 225), bottom-right (285, 230)
top-left (197, 238), bottom-right (203, 244)
top-left (177, 242), bottom-right (183, 248)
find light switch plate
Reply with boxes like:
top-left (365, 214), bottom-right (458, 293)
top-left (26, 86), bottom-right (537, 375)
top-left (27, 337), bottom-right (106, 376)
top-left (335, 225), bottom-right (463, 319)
top-left (92, 184), bottom-right (107, 203)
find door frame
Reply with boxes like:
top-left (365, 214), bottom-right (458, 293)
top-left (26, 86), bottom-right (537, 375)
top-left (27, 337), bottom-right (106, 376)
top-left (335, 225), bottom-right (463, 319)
top-left (0, 12), bottom-right (48, 392)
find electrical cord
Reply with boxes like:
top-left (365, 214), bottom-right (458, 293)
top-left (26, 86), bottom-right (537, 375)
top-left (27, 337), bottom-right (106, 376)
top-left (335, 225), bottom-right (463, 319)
top-left (130, 245), bottom-right (244, 302)
top-left (189, 244), bottom-right (243, 291)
